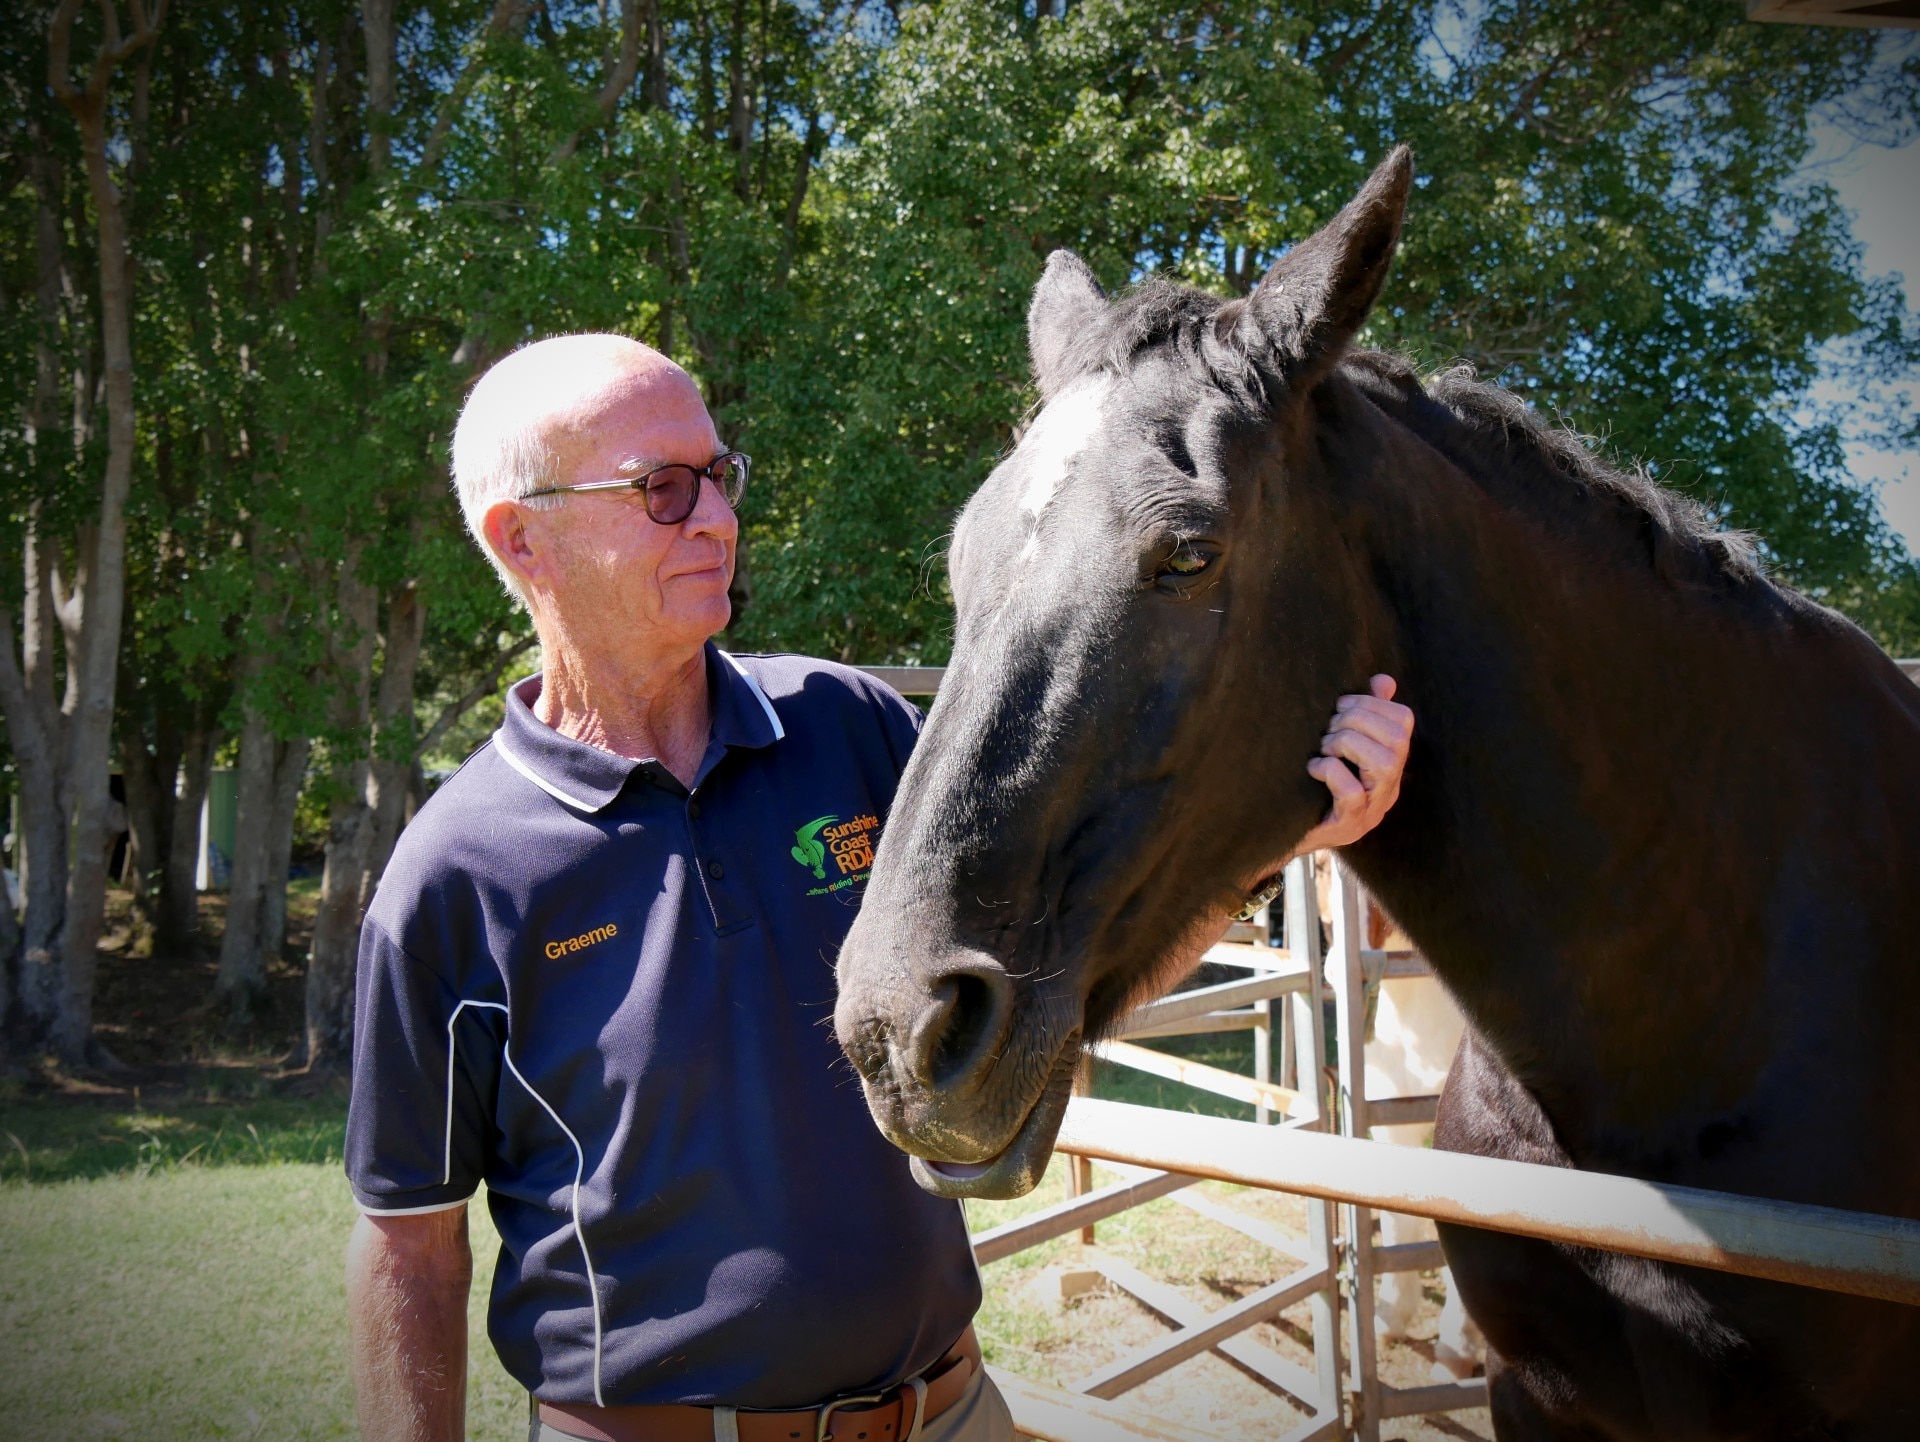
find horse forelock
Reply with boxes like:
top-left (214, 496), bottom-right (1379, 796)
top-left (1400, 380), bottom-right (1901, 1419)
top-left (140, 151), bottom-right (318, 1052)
top-left (1041, 275), bottom-right (1268, 409)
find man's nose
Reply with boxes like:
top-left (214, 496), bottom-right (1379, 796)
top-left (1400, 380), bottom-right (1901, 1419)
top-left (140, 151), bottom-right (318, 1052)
top-left (685, 468), bottom-right (740, 538)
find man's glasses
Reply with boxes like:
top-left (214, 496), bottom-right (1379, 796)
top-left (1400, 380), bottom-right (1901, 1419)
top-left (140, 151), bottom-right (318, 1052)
top-left (521, 451), bottom-right (750, 526)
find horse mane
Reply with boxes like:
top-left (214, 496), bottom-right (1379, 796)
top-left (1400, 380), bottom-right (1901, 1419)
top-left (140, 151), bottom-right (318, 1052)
top-left (1074, 276), bottom-right (1765, 593)
top-left (1343, 351), bottom-right (1765, 591)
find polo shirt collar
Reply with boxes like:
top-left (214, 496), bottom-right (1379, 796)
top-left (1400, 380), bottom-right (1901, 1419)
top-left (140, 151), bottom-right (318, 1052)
top-left (492, 642), bottom-right (784, 813)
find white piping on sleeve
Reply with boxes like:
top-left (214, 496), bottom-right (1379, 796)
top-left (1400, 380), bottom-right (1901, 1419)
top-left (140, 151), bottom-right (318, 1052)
top-left (716, 649), bottom-right (786, 741)
top-left (491, 733), bottom-right (601, 813)
top-left (444, 999), bottom-right (606, 1407)
top-left (355, 1196), bottom-right (472, 1218)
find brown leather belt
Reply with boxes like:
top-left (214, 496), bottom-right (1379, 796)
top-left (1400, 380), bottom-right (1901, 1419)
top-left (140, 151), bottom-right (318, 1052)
top-left (537, 1326), bottom-right (981, 1442)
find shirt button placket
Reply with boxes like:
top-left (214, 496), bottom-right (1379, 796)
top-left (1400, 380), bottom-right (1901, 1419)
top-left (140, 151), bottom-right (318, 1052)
top-left (688, 792), bottom-right (730, 928)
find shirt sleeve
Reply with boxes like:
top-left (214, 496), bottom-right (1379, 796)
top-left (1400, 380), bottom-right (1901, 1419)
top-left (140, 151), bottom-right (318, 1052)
top-left (344, 915), bottom-right (501, 1214)
top-left (866, 680), bottom-right (925, 782)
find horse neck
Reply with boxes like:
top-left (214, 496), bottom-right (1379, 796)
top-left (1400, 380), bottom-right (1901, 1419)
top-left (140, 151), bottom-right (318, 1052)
top-left (1305, 379), bottom-right (1814, 1119)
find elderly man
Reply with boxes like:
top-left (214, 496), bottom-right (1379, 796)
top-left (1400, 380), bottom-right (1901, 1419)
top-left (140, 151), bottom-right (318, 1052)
top-left (344, 334), bottom-right (1413, 1442)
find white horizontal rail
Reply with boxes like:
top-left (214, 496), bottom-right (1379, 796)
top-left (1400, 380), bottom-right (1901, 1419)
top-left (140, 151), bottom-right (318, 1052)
top-left (855, 665), bottom-right (946, 696)
top-left (1092, 1040), bottom-right (1303, 1116)
top-left (1379, 1379), bottom-right (1489, 1419)
top-left (1119, 970), bottom-right (1308, 1033)
top-left (1361, 1093), bottom-right (1438, 1129)
top-left (971, 1168), bottom-right (1197, 1265)
top-left (1056, 1097), bottom-right (1920, 1305)
top-left (1119, 1008), bottom-right (1268, 1039)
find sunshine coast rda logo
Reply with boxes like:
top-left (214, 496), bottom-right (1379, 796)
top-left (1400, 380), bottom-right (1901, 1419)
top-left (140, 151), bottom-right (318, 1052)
top-left (790, 812), bottom-right (880, 896)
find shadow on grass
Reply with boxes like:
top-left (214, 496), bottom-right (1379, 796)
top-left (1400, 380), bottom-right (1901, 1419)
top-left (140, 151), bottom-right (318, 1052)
top-left (0, 1087), bottom-right (349, 1187)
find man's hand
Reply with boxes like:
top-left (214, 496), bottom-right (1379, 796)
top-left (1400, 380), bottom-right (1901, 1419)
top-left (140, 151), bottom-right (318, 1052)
top-left (1294, 674), bottom-right (1414, 854)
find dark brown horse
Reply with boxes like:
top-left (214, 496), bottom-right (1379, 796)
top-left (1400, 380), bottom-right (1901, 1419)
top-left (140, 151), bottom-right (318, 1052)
top-left (833, 149), bottom-right (1920, 1437)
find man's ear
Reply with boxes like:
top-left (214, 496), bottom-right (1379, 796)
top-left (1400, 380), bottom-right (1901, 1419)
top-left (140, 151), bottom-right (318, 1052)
top-left (483, 499), bottom-right (540, 591)
top-left (1239, 147), bottom-right (1413, 390)
top-left (1028, 250), bottom-right (1107, 401)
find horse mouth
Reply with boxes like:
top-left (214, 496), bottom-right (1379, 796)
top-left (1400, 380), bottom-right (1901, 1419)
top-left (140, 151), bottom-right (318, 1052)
top-left (908, 1040), bottom-right (1081, 1201)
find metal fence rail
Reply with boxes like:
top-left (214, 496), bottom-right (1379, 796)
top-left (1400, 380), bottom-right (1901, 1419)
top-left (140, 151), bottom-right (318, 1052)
top-left (1052, 1095), bottom-right (1920, 1306)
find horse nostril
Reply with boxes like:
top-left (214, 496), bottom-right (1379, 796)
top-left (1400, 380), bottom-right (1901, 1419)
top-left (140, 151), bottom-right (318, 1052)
top-left (908, 968), bottom-right (1012, 1093)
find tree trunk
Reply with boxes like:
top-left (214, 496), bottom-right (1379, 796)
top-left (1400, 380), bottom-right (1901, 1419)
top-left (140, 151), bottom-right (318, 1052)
top-left (215, 693), bottom-right (277, 1020)
top-left (3, 534), bottom-right (71, 1043)
top-left (48, 0), bottom-right (162, 1064)
top-left (303, 554), bottom-right (378, 1069)
top-left (116, 698), bottom-right (162, 960)
top-left (261, 734), bottom-right (310, 964)
top-left (158, 714), bottom-right (213, 956)
top-left (361, 0), bottom-right (396, 174)
top-left (362, 579), bottom-right (426, 900)
top-left (646, 0), bottom-right (666, 108)
top-left (118, 699), bottom-right (161, 909)
top-left (147, 695), bottom-right (185, 909)
top-left (727, 0), bottom-right (752, 197)
top-left (4, 146), bottom-right (74, 1048)
top-left (0, 847), bottom-right (18, 1047)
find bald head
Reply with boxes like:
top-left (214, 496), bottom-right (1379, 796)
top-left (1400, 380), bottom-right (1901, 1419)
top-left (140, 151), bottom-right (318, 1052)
top-left (452, 334), bottom-right (711, 595)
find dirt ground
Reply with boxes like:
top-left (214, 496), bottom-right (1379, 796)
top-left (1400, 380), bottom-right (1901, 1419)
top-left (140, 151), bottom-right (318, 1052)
top-left (78, 885), bottom-right (317, 1080)
top-left (973, 1171), bottom-right (1493, 1442)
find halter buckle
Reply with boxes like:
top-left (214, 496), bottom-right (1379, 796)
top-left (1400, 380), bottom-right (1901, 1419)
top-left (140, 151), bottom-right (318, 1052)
top-left (1232, 873), bottom-right (1285, 923)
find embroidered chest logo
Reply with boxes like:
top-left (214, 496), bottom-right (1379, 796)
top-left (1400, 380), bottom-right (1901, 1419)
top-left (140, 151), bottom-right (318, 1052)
top-left (790, 812), bottom-right (880, 895)
top-left (544, 922), bottom-right (619, 959)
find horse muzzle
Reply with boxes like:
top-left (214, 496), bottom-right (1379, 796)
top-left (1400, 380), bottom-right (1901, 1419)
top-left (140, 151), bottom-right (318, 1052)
top-left (834, 944), bottom-right (1082, 1200)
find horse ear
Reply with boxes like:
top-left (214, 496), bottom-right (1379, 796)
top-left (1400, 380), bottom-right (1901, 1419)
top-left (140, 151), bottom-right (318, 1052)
top-left (1028, 250), bottom-right (1107, 400)
top-left (1241, 147), bottom-right (1413, 387)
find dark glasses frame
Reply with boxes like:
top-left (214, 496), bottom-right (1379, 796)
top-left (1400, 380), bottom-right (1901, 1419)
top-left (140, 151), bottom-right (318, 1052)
top-left (520, 451), bottom-right (750, 525)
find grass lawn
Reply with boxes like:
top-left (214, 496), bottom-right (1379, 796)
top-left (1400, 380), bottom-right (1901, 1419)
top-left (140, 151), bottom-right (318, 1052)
top-left (0, 1160), bottom-right (530, 1441)
top-left (2, 888), bottom-right (1484, 1437)
top-left (0, 1030), bottom-right (1277, 1441)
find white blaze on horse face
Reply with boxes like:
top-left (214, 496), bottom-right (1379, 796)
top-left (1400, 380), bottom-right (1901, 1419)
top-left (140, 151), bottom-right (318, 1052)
top-left (1015, 376), bottom-right (1112, 562)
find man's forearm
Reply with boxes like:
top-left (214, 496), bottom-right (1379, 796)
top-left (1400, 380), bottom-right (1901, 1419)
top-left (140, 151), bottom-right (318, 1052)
top-left (347, 1206), bottom-right (473, 1442)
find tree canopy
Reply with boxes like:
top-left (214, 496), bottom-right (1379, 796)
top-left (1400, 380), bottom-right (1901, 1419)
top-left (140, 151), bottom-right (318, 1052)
top-left (1, 0), bottom-right (1915, 1062)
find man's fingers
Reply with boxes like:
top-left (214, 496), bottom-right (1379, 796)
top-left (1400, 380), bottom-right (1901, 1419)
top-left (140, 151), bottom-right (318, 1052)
top-left (1295, 675), bottom-right (1409, 856)
top-left (1326, 702), bottom-right (1411, 750)
top-left (1320, 728), bottom-right (1398, 780)
top-left (1307, 754), bottom-right (1363, 812)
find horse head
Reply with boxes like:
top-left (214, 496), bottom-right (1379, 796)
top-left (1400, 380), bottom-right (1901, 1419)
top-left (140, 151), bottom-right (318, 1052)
top-left (834, 149), bottom-right (1415, 1199)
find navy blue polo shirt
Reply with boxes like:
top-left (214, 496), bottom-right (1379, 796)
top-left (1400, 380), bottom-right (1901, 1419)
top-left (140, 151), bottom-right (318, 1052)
top-left (344, 646), bottom-right (980, 1409)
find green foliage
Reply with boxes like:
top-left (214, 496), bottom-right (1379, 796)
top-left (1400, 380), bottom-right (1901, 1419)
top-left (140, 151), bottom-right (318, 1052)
top-left (730, 2), bottom-right (1920, 661)
top-left (3, 1), bottom-right (1915, 876)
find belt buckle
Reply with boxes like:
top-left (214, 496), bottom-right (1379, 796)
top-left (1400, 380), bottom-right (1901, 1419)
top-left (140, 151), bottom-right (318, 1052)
top-left (815, 1388), bottom-right (888, 1442)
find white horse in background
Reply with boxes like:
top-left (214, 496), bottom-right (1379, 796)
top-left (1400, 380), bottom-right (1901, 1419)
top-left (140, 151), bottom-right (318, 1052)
top-left (1316, 867), bottom-right (1485, 1381)
top-left (1364, 965), bottom-right (1485, 1381)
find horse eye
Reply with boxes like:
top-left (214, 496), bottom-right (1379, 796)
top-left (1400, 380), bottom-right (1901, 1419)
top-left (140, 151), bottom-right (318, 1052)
top-left (1162, 546), bottom-right (1211, 576)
